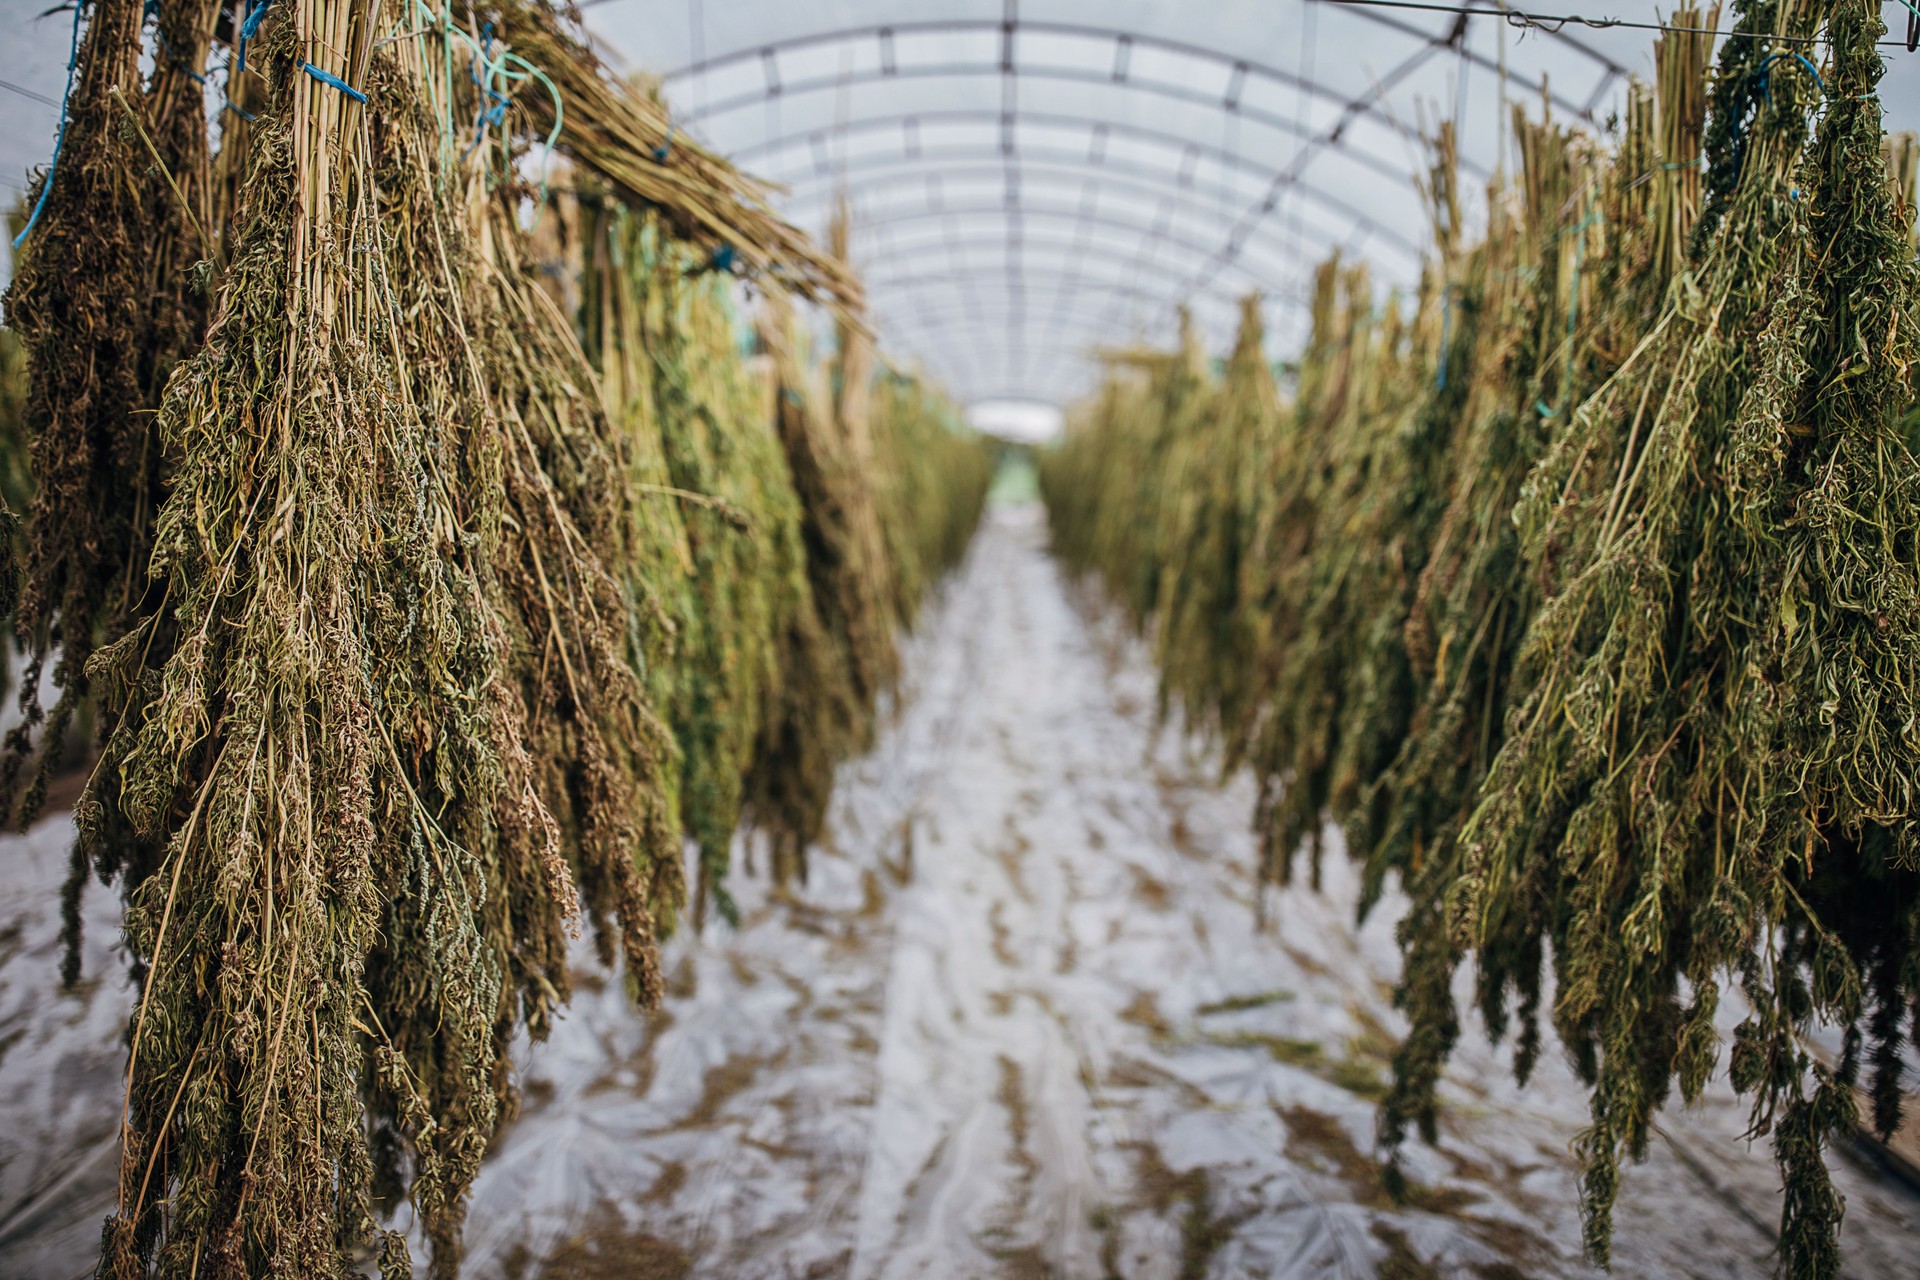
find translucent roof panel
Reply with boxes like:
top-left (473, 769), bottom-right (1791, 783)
top-left (571, 0), bottom-right (1920, 405)
top-left (2, 1), bottom-right (1916, 403)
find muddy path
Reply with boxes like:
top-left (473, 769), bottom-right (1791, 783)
top-left (3, 505), bottom-right (1918, 1279)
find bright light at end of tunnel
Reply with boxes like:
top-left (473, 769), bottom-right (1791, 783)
top-left (966, 400), bottom-right (1064, 444)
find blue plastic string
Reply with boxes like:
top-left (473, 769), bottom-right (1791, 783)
top-left (463, 22), bottom-right (512, 162)
top-left (240, 0), bottom-right (273, 40)
top-left (1729, 50), bottom-right (1828, 187)
top-left (301, 61), bottom-right (368, 104)
top-left (237, 0), bottom-right (273, 73)
top-left (12, 0), bottom-right (87, 251)
top-left (1753, 51), bottom-right (1826, 105)
top-left (144, 0), bottom-right (254, 122)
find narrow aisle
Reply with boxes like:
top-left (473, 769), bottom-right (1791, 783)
top-left (3, 507), bottom-right (1918, 1279)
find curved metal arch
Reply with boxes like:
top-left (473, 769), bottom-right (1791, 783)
top-left (1405, 0), bottom-right (1628, 76)
top-left (876, 299), bottom-right (1226, 346)
top-left (737, 107), bottom-right (1433, 199)
top-left (1332, 0), bottom-right (1626, 82)
top-left (854, 228), bottom-right (1311, 342)
top-left (871, 337), bottom-right (1094, 404)
top-left (871, 278), bottom-right (1244, 360)
top-left (874, 290), bottom-right (1183, 330)
top-left (683, 61), bottom-right (1446, 192)
top-left (883, 286), bottom-right (1313, 345)
top-left (868, 271), bottom-right (1241, 320)
top-left (874, 322), bottom-right (1154, 404)
top-left (873, 305), bottom-right (1225, 387)
top-left (798, 177), bottom-right (1374, 286)
top-left (770, 148), bottom-right (1418, 258)
top-left (856, 240), bottom-right (1217, 304)
top-left (779, 155), bottom-right (1423, 267)
top-left (876, 349), bottom-right (1102, 406)
top-left (842, 202), bottom-right (1306, 291)
top-left (851, 233), bottom-right (1252, 341)
top-left (664, 16), bottom-right (1600, 141)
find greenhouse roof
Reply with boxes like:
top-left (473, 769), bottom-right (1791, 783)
top-left (584, 0), bottom-right (1920, 405)
top-left (4, 1), bottom-right (1917, 405)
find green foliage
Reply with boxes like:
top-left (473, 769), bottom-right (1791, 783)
top-left (0, 1), bottom-right (992, 1273)
top-left (1040, 3), bottom-right (1920, 1274)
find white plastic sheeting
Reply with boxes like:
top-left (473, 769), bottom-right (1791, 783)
top-left (7, 504), bottom-right (1920, 1278)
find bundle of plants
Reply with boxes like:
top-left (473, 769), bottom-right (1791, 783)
top-left (867, 370), bottom-right (995, 622)
top-left (583, 201), bottom-right (812, 927)
top-left (485, 0), bottom-right (862, 316)
top-left (744, 295), bottom-right (898, 890)
top-left (1442, 0), bottom-right (1920, 1269)
top-left (1238, 258), bottom-right (1441, 890)
top-left (472, 189), bottom-right (686, 989)
top-left (65, 9), bottom-right (515, 1273)
top-left (1144, 295), bottom-right (1286, 740)
top-left (1250, 132), bottom-right (1509, 880)
top-left (0, 0), bottom-right (224, 844)
top-left (0, 313), bottom-right (28, 702)
top-left (1041, 315), bottom-right (1218, 635)
top-left (1038, 365), bottom-right (1152, 587)
top-left (835, 204), bottom-right (992, 624)
top-left (1371, 22), bottom-right (1714, 1186)
top-left (1112, 315), bottom-right (1218, 628)
top-left (0, 3), bottom-right (700, 1273)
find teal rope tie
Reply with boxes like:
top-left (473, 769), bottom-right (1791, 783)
top-left (301, 61), bottom-right (368, 104)
top-left (237, 0), bottom-right (273, 73)
top-left (13, 0), bottom-right (87, 251)
top-left (146, 0), bottom-right (255, 122)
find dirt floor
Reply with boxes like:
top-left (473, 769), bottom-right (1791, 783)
top-left (4, 504), bottom-right (1919, 1279)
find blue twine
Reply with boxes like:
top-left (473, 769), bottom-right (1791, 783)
top-left (709, 243), bottom-right (737, 273)
top-left (463, 22), bottom-right (512, 161)
top-left (146, 3), bottom-right (206, 87)
top-left (12, 0), bottom-right (87, 252)
top-left (1728, 50), bottom-right (1828, 189)
top-left (1754, 51), bottom-right (1826, 105)
top-left (240, 0), bottom-right (273, 40)
top-left (451, 23), bottom-right (564, 201)
top-left (1435, 286), bottom-right (1453, 391)
top-left (237, 0), bottom-right (272, 73)
top-left (301, 61), bottom-right (367, 104)
top-left (145, 0), bottom-right (254, 121)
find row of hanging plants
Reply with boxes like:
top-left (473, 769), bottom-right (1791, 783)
top-left (0, 1), bottom-right (990, 1275)
top-left (1040, 1), bottom-right (1920, 1275)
